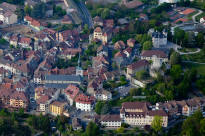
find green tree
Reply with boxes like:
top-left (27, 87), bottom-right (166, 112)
top-left (95, 101), bottom-right (110, 114)
top-left (170, 52), bottom-right (180, 65)
top-left (181, 110), bottom-right (203, 136)
top-left (31, 3), bottom-right (46, 18)
top-left (116, 127), bottom-right (125, 133)
top-left (136, 70), bottom-right (148, 80)
top-left (143, 41), bottom-right (152, 50)
top-left (164, 90), bottom-right (174, 100)
top-left (196, 76), bottom-right (205, 94)
top-left (24, 5), bottom-right (32, 15)
top-left (195, 32), bottom-right (204, 48)
top-left (200, 119), bottom-right (205, 135)
top-left (84, 122), bottom-right (100, 136)
top-left (129, 88), bottom-right (141, 96)
top-left (170, 65), bottom-right (182, 82)
top-left (101, 8), bottom-right (110, 19)
top-left (151, 116), bottom-right (163, 133)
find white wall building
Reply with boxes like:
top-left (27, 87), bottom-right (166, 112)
top-left (94, 90), bottom-right (112, 101)
top-left (99, 115), bottom-right (122, 127)
top-left (75, 94), bottom-right (95, 112)
top-left (120, 102), bottom-right (168, 127)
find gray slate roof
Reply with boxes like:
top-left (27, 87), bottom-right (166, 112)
top-left (45, 75), bottom-right (81, 82)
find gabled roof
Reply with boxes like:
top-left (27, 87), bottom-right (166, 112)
top-left (94, 27), bottom-right (102, 33)
top-left (122, 101), bottom-right (151, 111)
top-left (127, 60), bottom-right (149, 70)
top-left (64, 85), bottom-right (79, 99)
top-left (75, 93), bottom-right (95, 104)
top-left (10, 91), bottom-right (28, 102)
top-left (141, 50), bottom-right (167, 58)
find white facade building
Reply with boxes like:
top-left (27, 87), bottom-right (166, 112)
top-left (75, 94), bottom-right (95, 112)
top-left (99, 115), bottom-right (122, 127)
top-left (120, 102), bottom-right (168, 127)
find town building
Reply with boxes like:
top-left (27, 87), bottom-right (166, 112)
top-left (50, 101), bottom-right (66, 116)
top-left (94, 90), bottom-right (112, 101)
top-left (63, 85), bottom-right (79, 106)
top-left (75, 93), bottom-right (95, 111)
top-left (120, 102), bottom-right (168, 127)
top-left (96, 114), bottom-right (122, 128)
top-left (45, 75), bottom-right (82, 86)
top-left (93, 27), bottom-right (111, 44)
top-left (141, 50), bottom-right (168, 63)
top-left (10, 91), bottom-right (29, 110)
top-left (72, 118), bottom-right (82, 130)
top-left (0, 2), bottom-right (17, 24)
top-left (37, 95), bottom-right (51, 112)
top-left (127, 60), bottom-right (149, 76)
top-left (149, 29), bottom-right (167, 48)
top-left (158, 97), bottom-right (205, 117)
top-left (93, 16), bottom-right (103, 26)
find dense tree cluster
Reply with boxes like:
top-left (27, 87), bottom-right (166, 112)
top-left (95, 101), bottom-right (111, 114)
top-left (181, 110), bottom-right (205, 136)
top-left (173, 28), bottom-right (205, 48)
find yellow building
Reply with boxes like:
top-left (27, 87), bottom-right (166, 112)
top-left (50, 101), bottom-right (66, 116)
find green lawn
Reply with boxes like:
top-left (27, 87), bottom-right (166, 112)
top-left (182, 62), bottom-right (205, 76)
top-left (196, 12), bottom-right (205, 22)
top-left (181, 50), bottom-right (205, 63)
top-left (178, 47), bottom-right (198, 53)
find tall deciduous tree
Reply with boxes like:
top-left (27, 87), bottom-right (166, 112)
top-left (151, 116), bottom-right (163, 133)
top-left (84, 122), bottom-right (100, 136)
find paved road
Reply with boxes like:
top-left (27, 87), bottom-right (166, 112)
top-left (176, 48), bottom-right (201, 55)
top-left (168, 42), bottom-right (201, 55)
top-left (182, 61), bottom-right (205, 65)
top-left (78, 1), bottom-right (93, 28)
top-left (192, 9), bottom-right (203, 23)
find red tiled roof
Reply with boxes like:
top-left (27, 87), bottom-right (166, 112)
top-left (114, 51), bottom-right (126, 58)
top-left (37, 95), bottom-right (50, 104)
top-left (174, 18), bottom-right (188, 23)
top-left (10, 91), bottom-right (28, 102)
top-left (124, 0), bottom-right (143, 9)
top-left (31, 19), bottom-right (41, 27)
top-left (24, 15), bottom-right (33, 22)
top-left (10, 36), bottom-right (18, 41)
top-left (181, 8), bottom-right (195, 15)
top-left (75, 93), bottom-right (95, 104)
top-left (19, 37), bottom-right (31, 44)
top-left (51, 101), bottom-right (66, 107)
top-left (64, 85), bottom-right (79, 99)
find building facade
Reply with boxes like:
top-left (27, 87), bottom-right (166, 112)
top-left (120, 102), bottom-right (168, 127)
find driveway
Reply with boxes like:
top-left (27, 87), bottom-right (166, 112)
top-left (176, 48), bottom-right (201, 55)
top-left (167, 42), bottom-right (201, 55)
top-left (192, 9), bottom-right (203, 23)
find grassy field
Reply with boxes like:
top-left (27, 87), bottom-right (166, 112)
top-left (182, 62), bottom-right (205, 76)
top-left (181, 50), bottom-right (205, 63)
